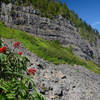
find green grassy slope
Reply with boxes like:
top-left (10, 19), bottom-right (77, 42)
top-left (0, 22), bottom-right (100, 74)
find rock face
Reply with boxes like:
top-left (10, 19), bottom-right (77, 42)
top-left (2, 38), bottom-right (100, 100)
top-left (1, 1), bottom-right (100, 100)
top-left (0, 3), bottom-right (100, 64)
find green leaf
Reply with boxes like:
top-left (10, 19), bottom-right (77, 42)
top-left (0, 94), bottom-right (6, 100)
top-left (21, 90), bottom-right (26, 97)
top-left (6, 93), bottom-right (16, 99)
top-left (0, 86), bottom-right (8, 92)
top-left (0, 53), bottom-right (7, 62)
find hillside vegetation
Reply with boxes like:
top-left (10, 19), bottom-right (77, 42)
top-left (0, 39), bottom-right (46, 100)
top-left (0, 22), bottom-right (100, 74)
top-left (1, 0), bottom-right (100, 44)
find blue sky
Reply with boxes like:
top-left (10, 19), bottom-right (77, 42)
top-left (62, 0), bottom-right (100, 32)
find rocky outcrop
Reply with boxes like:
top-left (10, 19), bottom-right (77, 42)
top-left (0, 3), bottom-right (100, 63)
top-left (2, 38), bottom-right (100, 100)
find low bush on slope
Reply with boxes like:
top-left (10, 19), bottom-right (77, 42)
top-left (0, 40), bottom-right (46, 100)
top-left (0, 22), bottom-right (100, 74)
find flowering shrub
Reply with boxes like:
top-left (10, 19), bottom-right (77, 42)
top-left (0, 40), bottom-right (46, 100)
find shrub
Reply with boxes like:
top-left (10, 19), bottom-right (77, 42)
top-left (0, 39), bottom-right (46, 100)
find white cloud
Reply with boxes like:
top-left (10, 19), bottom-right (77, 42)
top-left (92, 22), bottom-right (100, 26)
